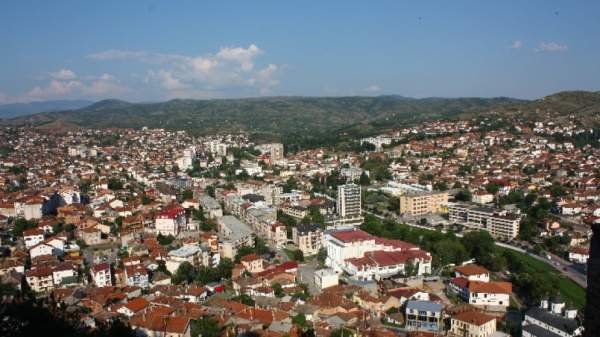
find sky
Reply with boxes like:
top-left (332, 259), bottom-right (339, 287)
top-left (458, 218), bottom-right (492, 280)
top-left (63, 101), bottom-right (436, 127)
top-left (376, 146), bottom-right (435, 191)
top-left (1, 0), bottom-right (599, 103)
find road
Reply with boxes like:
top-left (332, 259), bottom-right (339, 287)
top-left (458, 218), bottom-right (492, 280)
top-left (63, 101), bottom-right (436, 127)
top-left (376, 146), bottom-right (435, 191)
top-left (363, 209), bottom-right (588, 288)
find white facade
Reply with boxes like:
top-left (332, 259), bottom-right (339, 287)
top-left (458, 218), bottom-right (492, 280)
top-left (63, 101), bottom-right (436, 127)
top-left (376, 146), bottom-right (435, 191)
top-left (314, 268), bottom-right (339, 290)
top-left (337, 184), bottom-right (362, 219)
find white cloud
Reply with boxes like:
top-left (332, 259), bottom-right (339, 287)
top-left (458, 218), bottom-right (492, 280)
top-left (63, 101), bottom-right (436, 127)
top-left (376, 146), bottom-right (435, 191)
top-left (511, 40), bottom-right (523, 49)
top-left (88, 44), bottom-right (280, 97)
top-left (23, 70), bottom-right (126, 101)
top-left (364, 84), bottom-right (382, 93)
top-left (535, 41), bottom-right (568, 52)
top-left (50, 68), bottom-right (77, 80)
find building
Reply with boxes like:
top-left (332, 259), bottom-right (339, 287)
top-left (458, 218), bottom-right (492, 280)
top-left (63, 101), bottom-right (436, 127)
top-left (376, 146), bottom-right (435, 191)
top-left (455, 264), bottom-right (490, 282)
top-left (337, 184), bottom-right (362, 219)
top-left (240, 253), bottom-right (265, 274)
top-left (405, 300), bottom-right (443, 332)
top-left (324, 228), bottom-right (432, 281)
top-left (91, 262), bottom-right (112, 287)
top-left (450, 277), bottom-right (512, 309)
top-left (198, 195), bottom-right (223, 219)
top-left (217, 215), bottom-right (254, 259)
top-left (568, 247), bottom-right (589, 264)
top-left (450, 310), bottom-right (497, 337)
top-left (448, 202), bottom-right (521, 240)
top-left (155, 206), bottom-right (186, 236)
top-left (25, 267), bottom-right (54, 293)
top-left (125, 264), bottom-right (149, 288)
top-left (314, 268), bottom-right (338, 290)
top-left (23, 228), bottom-right (45, 249)
top-left (292, 223), bottom-right (323, 256)
top-left (399, 190), bottom-right (448, 216)
top-left (166, 245), bottom-right (202, 273)
top-left (523, 297), bottom-right (582, 337)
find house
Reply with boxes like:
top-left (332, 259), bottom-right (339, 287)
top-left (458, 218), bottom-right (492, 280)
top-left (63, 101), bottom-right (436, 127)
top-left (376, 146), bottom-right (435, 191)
top-left (91, 262), bottom-right (112, 287)
top-left (52, 262), bottom-right (78, 286)
top-left (198, 195), bottom-right (223, 219)
top-left (455, 264), bottom-right (490, 282)
top-left (314, 268), bottom-right (339, 290)
top-left (155, 206), bottom-right (186, 236)
top-left (405, 300), bottom-right (443, 332)
top-left (165, 245), bottom-right (202, 274)
top-left (522, 297), bottom-right (582, 337)
top-left (80, 227), bottom-right (102, 245)
top-left (292, 223), bottom-right (323, 256)
top-left (25, 267), bottom-right (54, 293)
top-left (240, 253), bottom-right (265, 274)
top-left (23, 197), bottom-right (44, 220)
top-left (450, 310), bottom-right (497, 337)
top-left (125, 264), bottom-right (149, 288)
top-left (450, 277), bottom-right (512, 309)
top-left (23, 228), bottom-right (45, 249)
top-left (117, 297), bottom-right (150, 317)
top-left (568, 247), bottom-right (589, 264)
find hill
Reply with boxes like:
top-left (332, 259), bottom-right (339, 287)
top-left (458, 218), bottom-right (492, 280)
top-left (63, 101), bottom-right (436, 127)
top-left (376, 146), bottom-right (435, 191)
top-left (3, 91), bottom-right (599, 145)
top-left (2, 95), bottom-right (525, 135)
top-left (0, 99), bottom-right (93, 118)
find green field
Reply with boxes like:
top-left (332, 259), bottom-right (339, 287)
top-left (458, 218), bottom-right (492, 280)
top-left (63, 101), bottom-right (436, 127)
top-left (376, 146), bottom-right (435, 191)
top-left (499, 248), bottom-right (586, 309)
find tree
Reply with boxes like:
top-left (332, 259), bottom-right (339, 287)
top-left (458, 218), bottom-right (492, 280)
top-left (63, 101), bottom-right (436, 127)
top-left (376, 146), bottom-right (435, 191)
top-left (273, 283), bottom-right (284, 297)
top-left (283, 177), bottom-right (299, 193)
top-left (454, 189), bottom-right (472, 202)
top-left (292, 313), bottom-right (308, 327)
top-left (359, 172), bottom-right (370, 186)
top-left (172, 262), bottom-right (196, 284)
top-left (181, 189), bottom-right (194, 201)
top-left (191, 317), bottom-right (221, 337)
top-left (461, 231), bottom-right (496, 268)
top-left (292, 249), bottom-right (305, 262)
top-left (12, 218), bottom-right (37, 236)
top-left (157, 233), bottom-right (175, 246)
top-left (404, 260), bottom-right (416, 277)
top-left (107, 177), bottom-right (123, 190)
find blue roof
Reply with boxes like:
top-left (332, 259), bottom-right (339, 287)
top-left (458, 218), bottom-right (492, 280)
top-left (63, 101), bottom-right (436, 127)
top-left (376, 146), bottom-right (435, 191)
top-left (406, 300), bottom-right (443, 312)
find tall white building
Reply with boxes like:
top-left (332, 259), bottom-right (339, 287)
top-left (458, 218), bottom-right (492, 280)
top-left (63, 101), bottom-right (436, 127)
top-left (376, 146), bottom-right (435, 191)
top-left (337, 183), bottom-right (362, 219)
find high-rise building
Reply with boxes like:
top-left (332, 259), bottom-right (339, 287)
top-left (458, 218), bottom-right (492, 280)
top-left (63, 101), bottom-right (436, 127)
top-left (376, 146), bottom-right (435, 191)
top-left (337, 183), bottom-right (362, 219)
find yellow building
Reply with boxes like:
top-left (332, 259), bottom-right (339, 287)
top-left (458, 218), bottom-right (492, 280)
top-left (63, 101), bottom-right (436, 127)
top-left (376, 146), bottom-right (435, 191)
top-left (399, 190), bottom-right (448, 216)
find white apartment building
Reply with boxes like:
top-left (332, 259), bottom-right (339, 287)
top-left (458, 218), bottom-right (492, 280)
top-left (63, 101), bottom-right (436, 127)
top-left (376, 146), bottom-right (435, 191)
top-left (337, 184), bottom-right (362, 219)
top-left (448, 202), bottom-right (521, 240)
top-left (91, 262), bottom-right (112, 287)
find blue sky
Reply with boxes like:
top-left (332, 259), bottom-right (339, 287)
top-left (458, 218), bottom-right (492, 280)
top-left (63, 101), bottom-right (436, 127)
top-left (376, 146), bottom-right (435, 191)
top-left (1, 1), bottom-right (599, 103)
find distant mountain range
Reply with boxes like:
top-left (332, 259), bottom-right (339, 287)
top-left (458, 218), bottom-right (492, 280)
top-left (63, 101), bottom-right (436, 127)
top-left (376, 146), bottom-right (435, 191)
top-left (2, 91), bottom-right (598, 141)
top-left (0, 100), bottom-right (93, 118)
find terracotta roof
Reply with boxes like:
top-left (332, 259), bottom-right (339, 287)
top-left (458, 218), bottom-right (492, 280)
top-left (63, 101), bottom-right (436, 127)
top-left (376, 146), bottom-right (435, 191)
top-left (452, 310), bottom-right (495, 326)
top-left (468, 280), bottom-right (512, 294)
top-left (165, 316), bottom-right (190, 333)
top-left (455, 264), bottom-right (489, 276)
top-left (124, 297), bottom-right (149, 313)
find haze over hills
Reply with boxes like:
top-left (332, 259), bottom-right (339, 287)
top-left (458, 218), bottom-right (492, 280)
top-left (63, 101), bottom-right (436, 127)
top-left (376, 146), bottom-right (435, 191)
top-left (0, 100), bottom-right (93, 119)
top-left (2, 91), bottom-right (599, 140)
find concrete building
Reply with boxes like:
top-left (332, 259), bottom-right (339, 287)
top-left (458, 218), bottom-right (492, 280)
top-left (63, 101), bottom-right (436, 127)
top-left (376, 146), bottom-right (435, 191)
top-left (314, 268), bottom-right (339, 290)
top-left (450, 310), bottom-right (497, 337)
top-left (405, 300), bottom-right (443, 332)
top-left (337, 183), bottom-right (362, 219)
top-left (324, 228), bottom-right (432, 281)
top-left (166, 245), bottom-right (202, 274)
top-left (218, 216), bottom-right (254, 259)
top-left (523, 297), bottom-right (582, 337)
top-left (155, 206), bottom-right (186, 236)
top-left (399, 190), bottom-right (448, 216)
top-left (198, 195), bottom-right (223, 219)
top-left (448, 202), bottom-right (521, 240)
top-left (292, 223), bottom-right (323, 256)
top-left (91, 262), bottom-right (112, 287)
